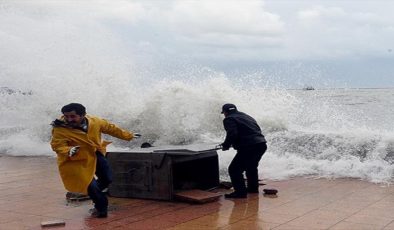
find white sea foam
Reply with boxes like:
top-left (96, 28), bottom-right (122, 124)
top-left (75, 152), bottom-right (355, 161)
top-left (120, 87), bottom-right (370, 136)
top-left (2, 78), bottom-right (394, 184)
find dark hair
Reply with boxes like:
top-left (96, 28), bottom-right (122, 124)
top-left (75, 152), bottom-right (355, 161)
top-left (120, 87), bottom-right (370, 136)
top-left (61, 103), bottom-right (86, 116)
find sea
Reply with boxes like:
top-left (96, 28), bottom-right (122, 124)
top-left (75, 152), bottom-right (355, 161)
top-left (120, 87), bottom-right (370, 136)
top-left (1, 79), bottom-right (393, 184)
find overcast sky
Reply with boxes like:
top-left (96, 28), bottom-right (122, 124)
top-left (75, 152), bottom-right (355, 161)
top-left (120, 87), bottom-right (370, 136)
top-left (1, 0), bottom-right (394, 88)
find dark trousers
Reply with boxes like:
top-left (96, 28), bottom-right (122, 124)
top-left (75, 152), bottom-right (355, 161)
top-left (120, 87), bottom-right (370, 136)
top-left (228, 142), bottom-right (267, 194)
top-left (87, 152), bottom-right (112, 213)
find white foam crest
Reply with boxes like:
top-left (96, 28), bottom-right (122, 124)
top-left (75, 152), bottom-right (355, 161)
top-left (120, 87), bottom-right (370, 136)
top-left (260, 151), bottom-right (394, 184)
top-left (217, 133), bottom-right (394, 184)
top-left (0, 129), bottom-right (53, 156)
top-left (263, 129), bottom-right (394, 183)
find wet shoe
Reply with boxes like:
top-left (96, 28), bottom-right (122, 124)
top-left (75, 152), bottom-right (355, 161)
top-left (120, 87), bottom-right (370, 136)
top-left (93, 212), bottom-right (108, 218)
top-left (66, 192), bottom-right (90, 201)
top-left (225, 192), bottom-right (247, 198)
top-left (90, 208), bottom-right (108, 218)
top-left (91, 210), bottom-right (107, 218)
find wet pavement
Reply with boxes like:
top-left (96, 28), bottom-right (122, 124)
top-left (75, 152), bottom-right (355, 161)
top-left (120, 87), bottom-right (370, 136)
top-left (1, 155), bottom-right (394, 229)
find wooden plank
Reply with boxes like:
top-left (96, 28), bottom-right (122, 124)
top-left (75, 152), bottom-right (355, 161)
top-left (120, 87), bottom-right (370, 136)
top-left (41, 220), bottom-right (65, 227)
top-left (174, 189), bottom-right (222, 203)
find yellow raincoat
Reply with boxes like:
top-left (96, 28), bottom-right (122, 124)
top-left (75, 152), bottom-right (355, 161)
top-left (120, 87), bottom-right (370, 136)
top-left (50, 115), bottom-right (134, 194)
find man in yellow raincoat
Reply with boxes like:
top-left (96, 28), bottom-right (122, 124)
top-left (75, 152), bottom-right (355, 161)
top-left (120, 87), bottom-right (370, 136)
top-left (51, 103), bottom-right (140, 218)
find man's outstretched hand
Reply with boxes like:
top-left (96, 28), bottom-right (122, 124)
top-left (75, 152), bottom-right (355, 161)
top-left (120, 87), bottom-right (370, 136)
top-left (221, 144), bottom-right (229, 151)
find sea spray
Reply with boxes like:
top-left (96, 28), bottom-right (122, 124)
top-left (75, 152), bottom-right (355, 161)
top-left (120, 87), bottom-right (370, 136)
top-left (2, 78), bottom-right (394, 183)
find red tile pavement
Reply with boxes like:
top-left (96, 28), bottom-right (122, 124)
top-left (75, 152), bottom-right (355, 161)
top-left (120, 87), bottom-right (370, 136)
top-left (1, 155), bottom-right (394, 230)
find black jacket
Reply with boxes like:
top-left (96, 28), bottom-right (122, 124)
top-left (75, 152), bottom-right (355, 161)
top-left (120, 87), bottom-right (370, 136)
top-left (222, 111), bottom-right (266, 150)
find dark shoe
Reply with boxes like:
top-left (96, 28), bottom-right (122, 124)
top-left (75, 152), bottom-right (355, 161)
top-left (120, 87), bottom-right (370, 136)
top-left (66, 192), bottom-right (90, 201)
top-left (219, 181), bottom-right (233, 189)
top-left (92, 211), bottom-right (107, 218)
top-left (90, 209), bottom-right (108, 218)
top-left (225, 192), bottom-right (247, 199)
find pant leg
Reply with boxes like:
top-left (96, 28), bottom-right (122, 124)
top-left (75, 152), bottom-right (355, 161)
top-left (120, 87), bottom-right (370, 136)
top-left (245, 143), bottom-right (267, 190)
top-left (228, 152), bottom-right (248, 195)
top-left (87, 179), bottom-right (108, 213)
top-left (95, 152), bottom-right (113, 190)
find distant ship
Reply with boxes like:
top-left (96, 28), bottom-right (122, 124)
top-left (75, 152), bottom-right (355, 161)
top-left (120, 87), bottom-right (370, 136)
top-left (303, 86), bottom-right (315, 91)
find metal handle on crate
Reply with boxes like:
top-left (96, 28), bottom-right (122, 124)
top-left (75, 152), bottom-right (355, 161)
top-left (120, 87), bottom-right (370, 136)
top-left (153, 153), bottom-right (167, 169)
top-left (212, 144), bottom-right (223, 151)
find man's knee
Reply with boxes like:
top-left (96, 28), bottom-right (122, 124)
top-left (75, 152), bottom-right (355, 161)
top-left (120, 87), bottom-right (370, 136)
top-left (229, 164), bottom-right (242, 175)
top-left (88, 180), bottom-right (101, 196)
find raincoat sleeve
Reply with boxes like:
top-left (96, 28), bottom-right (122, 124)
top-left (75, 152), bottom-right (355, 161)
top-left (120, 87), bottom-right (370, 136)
top-left (50, 129), bottom-right (72, 157)
top-left (100, 119), bottom-right (134, 141)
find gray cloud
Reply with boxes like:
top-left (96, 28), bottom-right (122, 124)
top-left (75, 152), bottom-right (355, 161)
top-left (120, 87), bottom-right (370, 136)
top-left (1, 0), bottom-right (394, 87)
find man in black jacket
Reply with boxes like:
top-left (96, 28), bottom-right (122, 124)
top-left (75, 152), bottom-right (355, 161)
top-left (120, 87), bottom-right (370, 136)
top-left (220, 103), bottom-right (267, 198)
